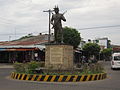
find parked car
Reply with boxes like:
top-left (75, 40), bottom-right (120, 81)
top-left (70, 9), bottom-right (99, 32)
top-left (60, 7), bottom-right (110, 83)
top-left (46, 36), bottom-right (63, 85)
top-left (111, 53), bottom-right (120, 69)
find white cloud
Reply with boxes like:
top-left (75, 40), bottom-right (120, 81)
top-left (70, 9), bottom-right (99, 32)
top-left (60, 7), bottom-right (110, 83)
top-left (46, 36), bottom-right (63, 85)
top-left (0, 0), bottom-right (120, 45)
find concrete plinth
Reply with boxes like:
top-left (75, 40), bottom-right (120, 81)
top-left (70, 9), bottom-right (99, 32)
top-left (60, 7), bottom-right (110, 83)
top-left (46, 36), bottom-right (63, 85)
top-left (45, 45), bottom-right (73, 70)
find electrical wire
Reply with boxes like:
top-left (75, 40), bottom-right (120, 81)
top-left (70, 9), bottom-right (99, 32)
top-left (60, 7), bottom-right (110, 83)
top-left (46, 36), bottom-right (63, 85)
top-left (0, 25), bottom-right (120, 36)
top-left (78, 25), bottom-right (120, 31)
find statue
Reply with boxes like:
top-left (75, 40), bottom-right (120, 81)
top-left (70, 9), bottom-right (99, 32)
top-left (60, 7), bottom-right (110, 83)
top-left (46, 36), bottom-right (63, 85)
top-left (51, 6), bottom-right (66, 44)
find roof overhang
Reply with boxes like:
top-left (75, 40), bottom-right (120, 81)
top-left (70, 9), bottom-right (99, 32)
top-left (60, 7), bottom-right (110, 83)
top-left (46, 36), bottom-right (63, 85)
top-left (0, 45), bottom-right (45, 51)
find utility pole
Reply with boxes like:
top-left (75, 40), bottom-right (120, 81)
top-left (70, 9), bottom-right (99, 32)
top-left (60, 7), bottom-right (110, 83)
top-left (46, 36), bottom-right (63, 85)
top-left (43, 9), bottom-right (53, 44)
top-left (9, 36), bottom-right (11, 41)
top-left (15, 27), bottom-right (17, 40)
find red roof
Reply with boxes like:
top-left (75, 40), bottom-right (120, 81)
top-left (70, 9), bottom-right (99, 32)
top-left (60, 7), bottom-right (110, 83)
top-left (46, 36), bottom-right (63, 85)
top-left (112, 45), bottom-right (120, 52)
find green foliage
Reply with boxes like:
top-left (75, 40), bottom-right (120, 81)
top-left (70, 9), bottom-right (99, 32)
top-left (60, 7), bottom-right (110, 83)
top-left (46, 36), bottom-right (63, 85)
top-left (82, 64), bottom-right (89, 74)
top-left (38, 61), bottom-right (45, 67)
top-left (13, 62), bottom-right (104, 75)
top-left (89, 63), bottom-right (104, 73)
top-left (42, 71), bottom-right (82, 75)
top-left (95, 40), bottom-right (99, 43)
top-left (63, 26), bottom-right (81, 48)
top-left (107, 40), bottom-right (111, 48)
top-left (26, 61), bottom-right (40, 73)
top-left (83, 43), bottom-right (100, 57)
top-left (95, 63), bottom-right (104, 73)
top-left (19, 36), bottom-right (33, 40)
top-left (13, 62), bottom-right (26, 73)
top-left (82, 62), bottom-right (104, 74)
top-left (101, 48), bottom-right (112, 56)
top-left (13, 61), bottom-right (45, 74)
top-left (13, 33), bottom-right (35, 41)
top-left (101, 48), bottom-right (112, 60)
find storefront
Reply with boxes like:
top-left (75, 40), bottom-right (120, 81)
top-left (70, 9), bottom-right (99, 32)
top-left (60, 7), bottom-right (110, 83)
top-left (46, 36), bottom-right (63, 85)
top-left (0, 46), bottom-right (45, 63)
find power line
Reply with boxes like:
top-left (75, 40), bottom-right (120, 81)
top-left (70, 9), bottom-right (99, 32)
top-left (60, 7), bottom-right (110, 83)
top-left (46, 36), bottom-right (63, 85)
top-left (78, 25), bottom-right (120, 31)
top-left (0, 30), bottom-right (49, 36)
top-left (0, 33), bottom-right (27, 36)
top-left (0, 24), bottom-right (120, 36)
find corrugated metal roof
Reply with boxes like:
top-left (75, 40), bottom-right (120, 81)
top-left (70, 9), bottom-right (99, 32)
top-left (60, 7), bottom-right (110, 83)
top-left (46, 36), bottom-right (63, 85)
top-left (0, 34), bottom-right (54, 46)
top-left (0, 40), bottom-right (48, 46)
top-left (0, 45), bottom-right (45, 51)
top-left (0, 48), bottom-right (37, 51)
top-left (0, 35), bottom-right (50, 50)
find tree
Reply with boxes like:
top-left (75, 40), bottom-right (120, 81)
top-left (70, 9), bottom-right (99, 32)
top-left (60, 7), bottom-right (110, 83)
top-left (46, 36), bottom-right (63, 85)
top-left (63, 26), bottom-right (81, 48)
top-left (107, 40), bottom-right (111, 48)
top-left (15, 33), bottom-right (34, 41)
top-left (88, 39), bottom-right (91, 43)
top-left (83, 43), bottom-right (100, 59)
top-left (101, 48), bottom-right (112, 61)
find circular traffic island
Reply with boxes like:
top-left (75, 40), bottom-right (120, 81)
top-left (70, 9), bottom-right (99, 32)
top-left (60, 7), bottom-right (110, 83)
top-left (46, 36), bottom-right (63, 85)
top-left (10, 61), bottom-right (107, 82)
top-left (11, 72), bottom-right (107, 82)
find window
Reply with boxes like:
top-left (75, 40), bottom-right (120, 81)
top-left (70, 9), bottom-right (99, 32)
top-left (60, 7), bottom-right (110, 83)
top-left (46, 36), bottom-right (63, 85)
top-left (114, 56), bottom-right (120, 61)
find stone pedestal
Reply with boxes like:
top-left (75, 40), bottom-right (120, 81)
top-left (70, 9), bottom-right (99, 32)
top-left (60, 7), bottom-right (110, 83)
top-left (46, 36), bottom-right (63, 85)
top-left (45, 45), bottom-right (73, 70)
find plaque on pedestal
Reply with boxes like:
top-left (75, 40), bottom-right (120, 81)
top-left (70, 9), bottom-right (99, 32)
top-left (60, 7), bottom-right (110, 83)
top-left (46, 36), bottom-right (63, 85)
top-left (45, 45), bottom-right (73, 70)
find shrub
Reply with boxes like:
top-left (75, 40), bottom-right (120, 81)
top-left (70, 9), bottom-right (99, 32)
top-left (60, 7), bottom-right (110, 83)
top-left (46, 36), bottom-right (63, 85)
top-left (89, 64), bottom-right (96, 73)
top-left (82, 62), bottom-right (105, 74)
top-left (76, 63), bottom-right (82, 68)
top-left (94, 62), bottom-right (104, 73)
top-left (82, 63), bottom-right (89, 74)
top-left (13, 62), bottom-right (25, 73)
top-left (26, 61), bottom-right (41, 74)
top-left (38, 61), bottom-right (45, 67)
top-left (13, 61), bottom-right (45, 74)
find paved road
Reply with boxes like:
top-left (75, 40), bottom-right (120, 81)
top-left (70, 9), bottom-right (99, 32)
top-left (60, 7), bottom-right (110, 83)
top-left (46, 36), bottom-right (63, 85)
top-left (0, 61), bottom-right (120, 90)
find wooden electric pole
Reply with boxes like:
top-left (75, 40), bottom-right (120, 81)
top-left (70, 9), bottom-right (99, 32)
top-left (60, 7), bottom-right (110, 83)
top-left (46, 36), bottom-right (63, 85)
top-left (43, 9), bottom-right (53, 44)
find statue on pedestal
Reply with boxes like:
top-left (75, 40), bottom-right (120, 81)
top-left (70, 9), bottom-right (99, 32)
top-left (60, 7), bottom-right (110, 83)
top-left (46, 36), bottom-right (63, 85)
top-left (51, 6), bottom-right (66, 44)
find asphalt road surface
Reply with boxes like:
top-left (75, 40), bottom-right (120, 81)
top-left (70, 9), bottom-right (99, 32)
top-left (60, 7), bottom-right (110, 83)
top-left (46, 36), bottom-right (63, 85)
top-left (0, 61), bottom-right (120, 90)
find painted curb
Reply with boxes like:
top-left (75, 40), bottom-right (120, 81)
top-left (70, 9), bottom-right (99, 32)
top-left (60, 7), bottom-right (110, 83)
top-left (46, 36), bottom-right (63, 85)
top-left (11, 72), bottom-right (107, 82)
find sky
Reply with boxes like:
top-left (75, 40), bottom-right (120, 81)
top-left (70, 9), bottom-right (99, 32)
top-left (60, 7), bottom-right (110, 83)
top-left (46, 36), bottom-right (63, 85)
top-left (0, 0), bottom-right (120, 45)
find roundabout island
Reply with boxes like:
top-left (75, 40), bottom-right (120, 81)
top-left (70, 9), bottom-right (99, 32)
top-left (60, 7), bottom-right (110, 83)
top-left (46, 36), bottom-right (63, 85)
top-left (11, 72), bottom-right (107, 82)
top-left (10, 60), bottom-right (107, 82)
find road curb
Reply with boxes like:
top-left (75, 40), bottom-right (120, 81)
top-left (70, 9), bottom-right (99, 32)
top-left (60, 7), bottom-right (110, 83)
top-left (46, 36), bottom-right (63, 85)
top-left (11, 72), bottom-right (107, 82)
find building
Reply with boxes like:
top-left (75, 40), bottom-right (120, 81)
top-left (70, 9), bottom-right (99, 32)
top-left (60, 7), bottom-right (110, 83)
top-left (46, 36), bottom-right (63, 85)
top-left (112, 45), bottom-right (120, 53)
top-left (93, 37), bottom-right (111, 50)
top-left (0, 34), bottom-right (53, 63)
top-left (78, 38), bottom-right (86, 49)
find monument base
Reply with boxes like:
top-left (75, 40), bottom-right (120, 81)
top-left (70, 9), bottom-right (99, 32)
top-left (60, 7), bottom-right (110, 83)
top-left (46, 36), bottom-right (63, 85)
top-left (45, 44), bottom-right (73, 70)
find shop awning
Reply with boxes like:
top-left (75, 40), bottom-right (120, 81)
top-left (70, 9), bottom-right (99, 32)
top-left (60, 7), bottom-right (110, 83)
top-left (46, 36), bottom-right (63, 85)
top-left (0, 44), bottom-right (45, 51)
top-left (0, 48), bottom-right (38, 51)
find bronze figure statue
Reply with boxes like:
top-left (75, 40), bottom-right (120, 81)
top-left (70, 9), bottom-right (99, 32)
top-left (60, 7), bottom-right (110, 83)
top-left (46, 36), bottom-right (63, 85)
top-left (51, 6), bottom-right (66, 44)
